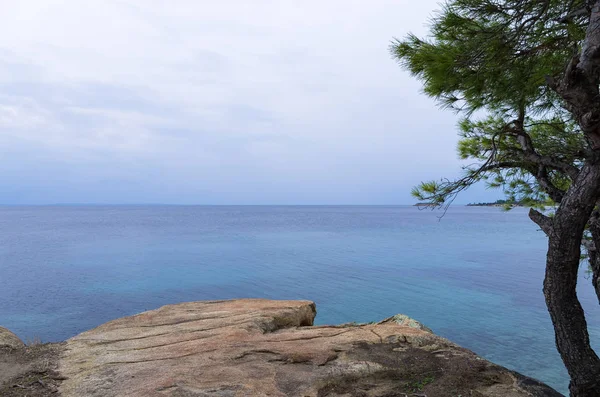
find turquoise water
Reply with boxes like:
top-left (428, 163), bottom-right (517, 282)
top-left (1, 205), bottom-right (598, 394)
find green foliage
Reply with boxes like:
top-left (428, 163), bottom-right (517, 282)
top-left (392, 0), bottom-right (589, 210)
top-left (392, 1), bottom-right (582, 114)
top-left (405, 375), bottom-right (435, 392)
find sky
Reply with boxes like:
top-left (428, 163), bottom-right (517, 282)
top-left (0, 0), bottom-right (500, 205)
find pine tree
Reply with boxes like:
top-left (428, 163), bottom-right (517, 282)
top-left (392, 1), bottom-right (600, 395)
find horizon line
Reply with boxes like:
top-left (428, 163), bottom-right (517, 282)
top-left (0, 203), bottom-right (473, 207)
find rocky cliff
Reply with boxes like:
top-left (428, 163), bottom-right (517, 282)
top-left (1, 299), bottom-right (562, 396)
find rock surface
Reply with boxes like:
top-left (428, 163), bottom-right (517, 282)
top-left (0, 343), bottom-right (64, 397)
top-left (56, 299), bottom-right (562, 397)
top-left (0, 326), bottom-right (25, 349)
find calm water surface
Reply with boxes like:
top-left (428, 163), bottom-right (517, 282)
top-left (1, 205), bottom-right (598, 395)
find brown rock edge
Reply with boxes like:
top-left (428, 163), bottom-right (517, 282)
top-left (3, 299), bottom-right (563, 396)
top-left (0, 326), bottom-right (26, 350)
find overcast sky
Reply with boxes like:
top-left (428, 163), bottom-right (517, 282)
top-left (0, 0), bottom-right (499, 205)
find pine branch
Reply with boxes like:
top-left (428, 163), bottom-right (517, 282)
top-left (529, 208), bottom-right (555, 236)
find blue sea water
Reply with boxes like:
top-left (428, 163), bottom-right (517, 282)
top-left (1, 205), bottom-right (598, 395)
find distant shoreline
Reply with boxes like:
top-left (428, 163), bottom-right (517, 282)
top-left (466, 201), bottom-right (528, 207)
top-left (466, 203), bottom-right (514, 207)
top-left (413, 201), bottom-right (531, 207)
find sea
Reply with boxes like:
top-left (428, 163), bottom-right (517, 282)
top-left (1, 205), bottom-right (598, 395)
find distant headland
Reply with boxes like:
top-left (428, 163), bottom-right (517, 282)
top-left (413, 200), bottom-right (544, 208)
top-left (414, 200), bottom-right (520, 207)
top-left (466, 199), bottom-right (525, 207)
top-left (413, 202), bottom-right (435, 207)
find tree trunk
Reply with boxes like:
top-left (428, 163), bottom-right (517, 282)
top-left (536, 163), bottom-right (600, 396)
top-left (586, 242), bottom-right (600, 305)
top-left (593, 259), bottom-right (600, 305)
top-left (587, 216), bottom-right (600, 304)
top-left (545, 236), bottom-right (600, 396)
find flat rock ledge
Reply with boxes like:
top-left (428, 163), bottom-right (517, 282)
top-left (5, 299), bottom-right (563, 396)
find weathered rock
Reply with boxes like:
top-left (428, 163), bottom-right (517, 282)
top-left (0, 326), bottom-right (65, 397)
top-left (57, 299), bottom-right (562, 397)
top-left (0, 343), bottom-right (64, 397)
top-left (379, 313), bottom-right (434, 333)
top-left (0, 326), bottom-right (24, 349)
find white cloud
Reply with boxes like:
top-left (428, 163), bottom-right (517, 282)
top-left (0, 0), bottom-right (476, 204)
top-left (0, 96), bottom-right (52, 129)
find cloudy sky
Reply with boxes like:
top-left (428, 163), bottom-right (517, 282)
top-left (0, 0), bottom-right (498, 205)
